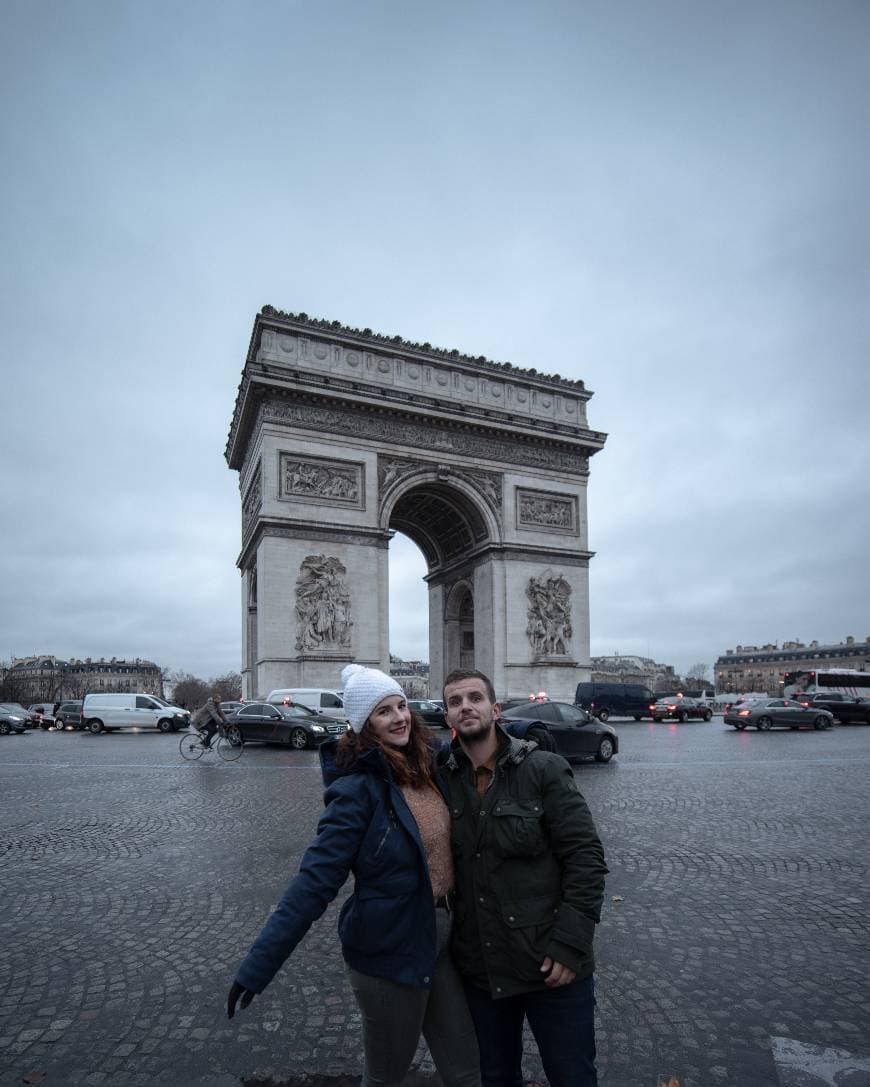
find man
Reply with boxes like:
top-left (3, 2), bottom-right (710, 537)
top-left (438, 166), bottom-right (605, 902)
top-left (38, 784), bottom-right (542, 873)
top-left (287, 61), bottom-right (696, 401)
top-left (191, 694), bottom-right (226, 750)
top-left (440, 669), bottom-right (607, 1087)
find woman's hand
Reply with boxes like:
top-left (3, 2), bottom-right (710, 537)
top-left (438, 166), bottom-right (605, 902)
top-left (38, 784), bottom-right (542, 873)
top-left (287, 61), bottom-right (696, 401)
top-left (227, 981), bottom-right (256, 1018)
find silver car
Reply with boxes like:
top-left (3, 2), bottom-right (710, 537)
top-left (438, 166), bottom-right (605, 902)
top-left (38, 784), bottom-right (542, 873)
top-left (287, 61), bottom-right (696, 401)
top-left (724, 698), bottom-right (834, 731)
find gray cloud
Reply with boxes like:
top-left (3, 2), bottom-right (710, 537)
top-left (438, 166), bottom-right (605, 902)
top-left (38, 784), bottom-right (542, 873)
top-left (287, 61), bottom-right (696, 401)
top-left (2, 0), bottom-right (868, 680)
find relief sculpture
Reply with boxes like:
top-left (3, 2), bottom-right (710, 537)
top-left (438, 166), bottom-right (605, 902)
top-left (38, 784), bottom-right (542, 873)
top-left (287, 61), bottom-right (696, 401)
top-left (526, 572), bottom-right (572, 657)
top-left (282, 455), bottom-right (361, 504)
top-left (295, 555), bottom-right (353, 651)
top-left (517, 490), bottom-right (575, 531)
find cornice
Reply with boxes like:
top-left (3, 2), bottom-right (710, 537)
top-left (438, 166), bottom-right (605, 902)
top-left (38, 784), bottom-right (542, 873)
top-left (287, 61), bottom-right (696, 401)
top-left (253, 305), bottom-right (587, 390)
top-left (226, 309), bottom-right (608, 466)
top-left (227, 383), bottom-right (602, 473)
top-left (237, 518), bottom-right (391, 570)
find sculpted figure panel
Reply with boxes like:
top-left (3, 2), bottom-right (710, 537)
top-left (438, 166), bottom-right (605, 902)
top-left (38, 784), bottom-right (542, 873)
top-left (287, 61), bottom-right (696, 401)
top-left (526, 572), bottom-right (573, 658)
top-left (295, 555), bottom-right (353, 651)
top-left (517, 489), bottom-right (577, 533)
top-left (279, 453), bottom-right (364, 507)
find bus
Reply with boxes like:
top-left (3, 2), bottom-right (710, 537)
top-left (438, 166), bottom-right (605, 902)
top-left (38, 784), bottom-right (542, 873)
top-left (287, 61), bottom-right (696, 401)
top-left (782, 668), bottom-right (870, 700)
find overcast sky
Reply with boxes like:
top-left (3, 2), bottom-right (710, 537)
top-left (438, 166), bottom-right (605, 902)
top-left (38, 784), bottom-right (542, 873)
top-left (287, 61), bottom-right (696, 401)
top-left (2, 0), bottom-right (868, 683)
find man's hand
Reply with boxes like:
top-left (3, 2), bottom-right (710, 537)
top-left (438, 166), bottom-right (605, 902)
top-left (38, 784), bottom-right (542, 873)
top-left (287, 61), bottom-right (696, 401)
top-left (539, 957), bottom-right (576, 988)
top-left (227, 981), bottom-right (255, 1019)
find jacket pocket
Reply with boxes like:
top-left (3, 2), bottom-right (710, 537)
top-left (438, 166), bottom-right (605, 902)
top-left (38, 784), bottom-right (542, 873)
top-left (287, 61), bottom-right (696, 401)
top-left (339, 886), bottom-right (413, 957)
top-left (448, 793), bottom-right (469, 859)
top-left (499, 894), bottom-right (560, 981)
top-left (490, 797), bottom-right (548, 857)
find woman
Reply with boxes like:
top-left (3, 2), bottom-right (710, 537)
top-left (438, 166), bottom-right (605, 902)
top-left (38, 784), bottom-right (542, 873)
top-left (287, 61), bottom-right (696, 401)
top-left (227, 664), bottom-right (480, 1087)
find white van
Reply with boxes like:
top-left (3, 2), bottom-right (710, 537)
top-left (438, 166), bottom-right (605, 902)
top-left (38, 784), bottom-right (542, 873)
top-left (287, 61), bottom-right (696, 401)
top-left (81, 693), bottom-right (190, 734)
top-left (266, 688), bottom-right (347, 722)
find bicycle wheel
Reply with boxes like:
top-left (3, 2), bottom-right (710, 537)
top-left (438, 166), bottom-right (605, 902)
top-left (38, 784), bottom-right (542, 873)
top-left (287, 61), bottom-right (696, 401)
top-left (217, 728), bottom-right (243, 762)
top-left (179, 732), bottom-right (205, 761)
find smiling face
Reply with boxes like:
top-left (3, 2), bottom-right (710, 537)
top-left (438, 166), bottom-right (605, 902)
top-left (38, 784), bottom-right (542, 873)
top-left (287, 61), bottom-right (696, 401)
top-left (366, 694), bottom-right (412, 749)
top-left (444, 676), bottom-right (499, 743)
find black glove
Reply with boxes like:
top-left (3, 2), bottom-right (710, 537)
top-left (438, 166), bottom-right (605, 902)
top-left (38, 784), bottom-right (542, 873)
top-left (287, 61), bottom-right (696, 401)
top-left (227, 981), bottom-right (255, 1019)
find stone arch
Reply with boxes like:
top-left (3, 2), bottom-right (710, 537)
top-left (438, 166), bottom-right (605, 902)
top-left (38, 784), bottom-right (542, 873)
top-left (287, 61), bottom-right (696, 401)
top-left (226, 308), bottom-right (606, 701)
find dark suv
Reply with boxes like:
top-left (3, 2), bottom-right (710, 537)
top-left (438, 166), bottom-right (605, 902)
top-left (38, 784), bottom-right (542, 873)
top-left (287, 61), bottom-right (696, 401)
top-left (55, 701), bottom-right (84, 729)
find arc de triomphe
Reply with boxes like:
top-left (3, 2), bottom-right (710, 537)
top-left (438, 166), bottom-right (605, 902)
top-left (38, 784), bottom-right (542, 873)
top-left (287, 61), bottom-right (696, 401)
top-left (225, 307), bottom-right (607, 702)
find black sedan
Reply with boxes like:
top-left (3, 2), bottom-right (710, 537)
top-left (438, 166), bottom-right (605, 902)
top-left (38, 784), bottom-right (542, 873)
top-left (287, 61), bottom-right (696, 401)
top-left (650, 696), bottom-right (712, 722)
top-left (408, 699), bottom-right (448, 728)
top-left (226, 701), bottom-right (348, 749)
top-left (500, 700), bottom-right (618, 763)
top-left (724, 698), bottom-right (834, 731)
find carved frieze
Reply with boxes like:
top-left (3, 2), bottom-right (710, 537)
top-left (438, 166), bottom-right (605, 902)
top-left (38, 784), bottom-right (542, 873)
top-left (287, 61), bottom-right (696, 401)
top-left (262, 399), bottom-right (588, 474)
top-left (295, 554), bottom-right (353, 652)
top-left (526, 571), bottom-right (573, 658)
top-left (242, 463), bottom-right (262, 535)
top-left (378, 457), bottom-right (502, 515)
top-left (279, 453), bottom-right (365, 509)
top-left (516, 489), bottom-right (577, 534)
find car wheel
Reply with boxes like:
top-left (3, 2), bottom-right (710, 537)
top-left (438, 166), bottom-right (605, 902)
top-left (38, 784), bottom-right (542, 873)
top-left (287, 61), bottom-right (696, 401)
top-left (814, 715), bottom-right (830, 731)
top-left (54, 722), bottom-right (64, 731)
top-left (41, 721), bottom-right (51, 730)
top-left (0, 722), bottom-right (10, 735)
top-left (597, 709), bottom-right (610, 723)
top-left (595, 737), bottom-right (615, 763)
top-left (157, 718), bottom-right (173, 733)
top-left (703, 710), bottom-right (712, 721)
top-left (527, 726), bottom-right (556, 752)
top-left (633, 715), bottom-right (642, 721)
top-left (87, 719), bottom-right (103, 734)
top-left (677, 711), bottom-right (687, 723)
top-left (756, 716), bottom-right (772, 731)
top-left (290, 727), bottom-right (308, 750)
top-left (733, 723), bottom-right (746, 730)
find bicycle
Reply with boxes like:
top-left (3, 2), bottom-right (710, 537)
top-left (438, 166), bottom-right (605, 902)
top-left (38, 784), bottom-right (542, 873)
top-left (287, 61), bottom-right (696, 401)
top-left (179, 722), bottom-right (244, 762)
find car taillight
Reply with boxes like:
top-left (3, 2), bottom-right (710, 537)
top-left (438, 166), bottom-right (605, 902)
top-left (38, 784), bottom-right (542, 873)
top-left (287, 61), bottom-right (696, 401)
top-left (738, 709), bottom-right (751, 717)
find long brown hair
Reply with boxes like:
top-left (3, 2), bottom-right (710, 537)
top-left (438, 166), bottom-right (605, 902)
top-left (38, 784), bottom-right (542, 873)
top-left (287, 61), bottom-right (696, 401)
top-left (336, 711), bottom-right (436, 789)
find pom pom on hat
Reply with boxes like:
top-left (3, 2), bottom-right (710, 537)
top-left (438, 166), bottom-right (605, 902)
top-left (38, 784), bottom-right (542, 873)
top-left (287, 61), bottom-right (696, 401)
top-left (341, 664), bottom-right (405, 733)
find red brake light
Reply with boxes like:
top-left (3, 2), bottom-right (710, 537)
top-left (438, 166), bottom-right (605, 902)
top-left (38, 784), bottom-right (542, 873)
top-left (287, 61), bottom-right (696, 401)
top-left (738, 709), bottom-right (751, 717)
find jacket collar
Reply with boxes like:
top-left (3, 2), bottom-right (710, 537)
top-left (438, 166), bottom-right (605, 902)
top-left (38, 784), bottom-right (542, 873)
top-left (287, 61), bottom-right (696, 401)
top-left (443, 723), bottom-right (535, 773)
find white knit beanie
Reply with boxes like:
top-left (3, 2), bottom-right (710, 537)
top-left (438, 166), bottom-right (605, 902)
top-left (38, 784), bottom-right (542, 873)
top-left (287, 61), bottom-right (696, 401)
top-left (341, 663), bottom-right (405, 733)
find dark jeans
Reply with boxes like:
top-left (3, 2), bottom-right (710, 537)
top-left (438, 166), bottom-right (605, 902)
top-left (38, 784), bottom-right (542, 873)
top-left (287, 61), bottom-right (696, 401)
top-left (463, 974), bottom-right (597, 1087)
top-left (348, 908), bottom-right (480, 1087)
top-left (200, 721), bottom-right (218, 747)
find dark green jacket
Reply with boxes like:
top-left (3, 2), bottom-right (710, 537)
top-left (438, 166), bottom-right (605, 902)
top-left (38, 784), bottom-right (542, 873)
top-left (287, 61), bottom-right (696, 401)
top-left (439, 727), bottom-right (607, 998)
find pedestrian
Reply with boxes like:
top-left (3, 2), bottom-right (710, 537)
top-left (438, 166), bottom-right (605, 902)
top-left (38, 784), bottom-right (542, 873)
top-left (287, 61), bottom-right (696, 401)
top-left (227, 663), bottom-right (481, 1087)
top-left (439, 668), bottom-right (608, 1087)
top-left (191, 693), bottom-right (225, 750)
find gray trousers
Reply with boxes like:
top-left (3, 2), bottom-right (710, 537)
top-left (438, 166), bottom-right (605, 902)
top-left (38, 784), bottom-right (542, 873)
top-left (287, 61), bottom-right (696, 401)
top-left (348, 907), bottom-right (481, 1087)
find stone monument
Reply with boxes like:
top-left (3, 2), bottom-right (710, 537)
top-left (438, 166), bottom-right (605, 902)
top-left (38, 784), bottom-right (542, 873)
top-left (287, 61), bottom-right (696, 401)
top-left (225, 307), bottom-right (607, 701)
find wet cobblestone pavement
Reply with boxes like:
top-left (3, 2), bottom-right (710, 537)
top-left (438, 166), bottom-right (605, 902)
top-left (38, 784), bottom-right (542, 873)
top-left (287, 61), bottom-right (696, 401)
top-left (2, 720), bottom-right (869, 1086)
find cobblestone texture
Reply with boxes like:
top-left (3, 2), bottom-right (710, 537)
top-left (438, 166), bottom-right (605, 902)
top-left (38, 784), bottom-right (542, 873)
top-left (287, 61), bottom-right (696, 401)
top-left (1, 721), bottom-right (868, 1086)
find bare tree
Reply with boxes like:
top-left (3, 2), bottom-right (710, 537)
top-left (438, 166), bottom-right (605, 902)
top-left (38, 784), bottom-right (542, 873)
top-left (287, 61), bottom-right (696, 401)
top-left (211, 672), bottom-right (243, 702)
top-left (171, 673), bottom-right (210, 710)
top-left (686, 663), bottom-right (710, 682)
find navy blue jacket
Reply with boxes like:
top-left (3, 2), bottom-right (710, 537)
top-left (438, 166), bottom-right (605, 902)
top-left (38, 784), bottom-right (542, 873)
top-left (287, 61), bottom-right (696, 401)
top-left (235, 740), bottom-right (441, 993)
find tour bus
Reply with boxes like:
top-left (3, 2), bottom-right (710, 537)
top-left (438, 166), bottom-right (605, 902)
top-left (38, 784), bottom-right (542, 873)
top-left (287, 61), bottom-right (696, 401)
top-left (782, 668), bottom-right (870, 701)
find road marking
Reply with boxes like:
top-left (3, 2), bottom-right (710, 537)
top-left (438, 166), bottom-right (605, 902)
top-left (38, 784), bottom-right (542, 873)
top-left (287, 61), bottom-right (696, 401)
top-left (771, 1035), bottom-right (870, 1086)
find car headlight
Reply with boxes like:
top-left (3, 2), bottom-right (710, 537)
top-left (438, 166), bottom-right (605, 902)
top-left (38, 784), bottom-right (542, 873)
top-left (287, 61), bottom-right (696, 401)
top-left (310, 725), bottom-right (325, 732)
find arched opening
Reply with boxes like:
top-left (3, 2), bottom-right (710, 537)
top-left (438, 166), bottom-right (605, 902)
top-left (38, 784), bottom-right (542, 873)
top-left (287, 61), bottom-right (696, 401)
top-left (384, 477), bottom-right (498, 685)
top-left (388, 531), bottom-right (428, 667)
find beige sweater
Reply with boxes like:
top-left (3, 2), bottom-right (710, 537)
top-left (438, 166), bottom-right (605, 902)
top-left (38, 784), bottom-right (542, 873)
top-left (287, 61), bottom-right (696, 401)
top-left (401, 784), bottom-right (454, 899)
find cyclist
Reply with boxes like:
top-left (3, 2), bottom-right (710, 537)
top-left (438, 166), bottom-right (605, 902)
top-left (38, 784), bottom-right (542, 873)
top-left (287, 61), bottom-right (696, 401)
top-left (191, 694), bottom-right (226, 750)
